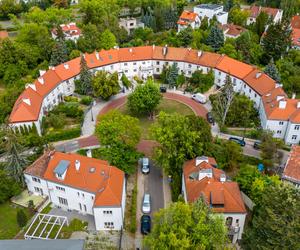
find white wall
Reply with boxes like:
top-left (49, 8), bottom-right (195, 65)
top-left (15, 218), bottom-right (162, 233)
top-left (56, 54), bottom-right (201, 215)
top-left (284, 122), bottom-right (300, 145)
top-left (24, 174), bottom-right (49, 197)
top-left (223, 213), bottom-right (246, 242)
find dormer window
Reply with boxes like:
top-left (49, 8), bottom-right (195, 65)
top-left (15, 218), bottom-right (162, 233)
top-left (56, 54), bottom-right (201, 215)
top-left (54, 160), bottom-right (70, 180)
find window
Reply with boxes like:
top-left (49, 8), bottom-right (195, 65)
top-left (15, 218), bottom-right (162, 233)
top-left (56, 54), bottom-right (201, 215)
top-left (56, 186), bottom-right (65, 192)
top-left (103, 210), bottom-right (113, 215)
top-left (125, 70), bottom-right (128, 73)
top-left (77, 192), bottom-right (80, 197)
top-left (165, 62), bottom-right (169, 66)
top-left (156, 61), bottom-right (160, 65)
top-left (142, 62), bottom-right (145, 65)
top-left (79, 203), bottom-right (82, 210)
top-left (277, 130), bottom-right (282, 134)
top-left (226, 217), bottom-right (233, 227)
top-left (295, 125), bottom-right (300, 130)
top-left (82, 193), bottom-right (85, 198)
top-left (110, 65), bottom-right (113, 70)
top-left (32, 177), bottom-right (41, 183)
top-left (236, 219), bottom-right (239, 224)
top-left (188, 71), bottom-right (192, 75)
top-left (91, 196), bottom-right (94, 200)
top-left (156, 68), bottom-right (159, 73)
top-left (84, 205), bottom-right (87, 212)
top-left (197, 66), bottom-right (200, 69)
top-left (233, 78), bottom-right (236, 84)
top-left (292, 135), bottom-right (297, 140)
top-left (133, 62), bottom-right (136, 65)
top-left (218, 79), bottom-right (221, 83)
top-left (104, 222), bottom-right (114, 228)
top-left (66, 80), bottom-right (69, 84)
top-left (57, 173), bottom-right (63, 179)
top-left (34, 187), bottom-right (42, 193)
top-left (244, 84), bottom-right (246, 88)
top-left (58, 197), bottom-right (68, 206)
top-left (124, 63), bottom-right (127, 66)
top-left (255, 93), bottom-right (257, 98)
top-left (188, 64), bottom-right (191, 68)
top-left (249, 89), bottom-right (252, 93)
top-left (218, 71), bottom-right (221, 76)
top-left (133, 69), bottom-right (137, 72)
top-left (279, 121), bottom-right (284, 125)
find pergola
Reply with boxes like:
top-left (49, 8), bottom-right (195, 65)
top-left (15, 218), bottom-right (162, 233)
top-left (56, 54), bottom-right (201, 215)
top-left (24, 213), bottom-right (68, 240)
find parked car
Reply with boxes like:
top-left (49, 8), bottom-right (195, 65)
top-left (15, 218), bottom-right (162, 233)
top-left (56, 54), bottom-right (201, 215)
top-left (142, 193), bottom-right (151, 214)
top-left (141, 215), bottom-right (151, 235)
top-left (192, 93), bottom-right (207, 104)
top-left (160, 86), bottom-right (167, 93)
top-left (206, 112), bottom-right (214, 124)
top-left (141, 157), bottom-right (150, 174)
top-left (229, 137), bottom-right (246, 147)
top-left (253, 141), bottom-right (261, 150)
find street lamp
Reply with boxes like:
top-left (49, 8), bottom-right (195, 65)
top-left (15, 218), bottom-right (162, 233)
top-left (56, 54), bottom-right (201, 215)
top-left (91, 100), bottom-right (96, 122)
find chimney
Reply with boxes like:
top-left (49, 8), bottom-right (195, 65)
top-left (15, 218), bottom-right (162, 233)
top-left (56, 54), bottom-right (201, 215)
top-left (23, 98), bottom-right (31, 106)
top-left (197, 50), bottom-right (202, 57)
top-left (195, 156), bottom-right (209, 166)
top-left (95, 51), bottom-right (99, 60)
top-left (152, 44), bottom-right (155, 50)
top-left (292, 93), bottom-right (296, 99)
top-left (39, 70), bottom-right (46, 76)
top-left (48, 66), bottom-right (55, 70)
top-left (297, 101), bottom-right (300, 109)
top-left (75, 160), bottom-right (80, 171)
top-left (64, 63), bottom-right (69, 69)
top-left (255, 72), bottom-right (262, 79)
top-left (220, 174), bottom-right (226, 183)
top-left (86, 149), bottom-right (92, 158)
top-left (188, 47), bottom-right (191, 51)
top-left (129, 48), bottom-right (133, 53)
top-left (275, 83), bottom-right (282, 88)
top-left (276, 95), bottom-right (284, 101)
top-left (38, 77), bottom-right (44, 85)
top-left (163, 45), bottom-right (168, 56)
top-left (279, 100), bottom-right (287, 109)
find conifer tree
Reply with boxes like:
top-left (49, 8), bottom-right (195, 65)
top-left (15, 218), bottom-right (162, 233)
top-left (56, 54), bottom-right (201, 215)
top-left (206, 25), bottom-right (224, 51)
top-left (55, 25), bottom-right (65, 41)
top-left (76, 55), bottom-right (92, 95)
top-left (50, 39), bottom-right (68, 66)
top-left (264, 58), bottom-right (281, 82)
top-left (17, 209), bottom-right (27, 227)
top-left (166, 63), bottom-right (179, 87)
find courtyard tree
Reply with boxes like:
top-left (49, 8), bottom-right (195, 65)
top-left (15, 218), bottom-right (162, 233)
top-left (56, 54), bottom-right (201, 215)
top-left (165, 62), bottom-right (179, 87)
top-left (99, 29), bottom-right (117, 50)
top-left (144, 199), bottom-right (228, 249)
top-left (127, 80), bottom-right (162, 117)
top-left (189, 70), bottom-right (214, 93)
top-left (95, 110), bottom-right (141, 173)
top-left (121, 73), bottom-right (132, 89)
top-left (264, 58), bottom-right (281, 82)
top-left (0, 170), bottom-right (21, 203)
top-left (75, 55), bottom-right (93, 95)
top-left (92, 71), bottom-right (120, 100)
top-left (210, 75), bottom-right (235, 126)
top-left (242, 183), bottom-right (300, 249)
top-left (16, 209), bottom-right (28, 228)
top-left (49, 39), bottom-right (68, 66)
top-left (206, 25), bottom-right (224, 51)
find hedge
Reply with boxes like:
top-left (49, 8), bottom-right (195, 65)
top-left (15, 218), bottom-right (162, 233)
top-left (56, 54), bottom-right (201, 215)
top-left (45, 127), bottom-right (81, 142)
top-left (129, 184), bottom-right (137, 233)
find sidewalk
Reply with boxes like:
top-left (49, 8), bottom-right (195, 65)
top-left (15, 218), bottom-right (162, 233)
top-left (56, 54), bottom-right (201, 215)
top-left (162, 172), bottom-right (172, 208)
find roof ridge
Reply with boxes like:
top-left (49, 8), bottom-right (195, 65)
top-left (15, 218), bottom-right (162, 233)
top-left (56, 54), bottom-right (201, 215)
top-left (222, 183), bottom-right (246, 212)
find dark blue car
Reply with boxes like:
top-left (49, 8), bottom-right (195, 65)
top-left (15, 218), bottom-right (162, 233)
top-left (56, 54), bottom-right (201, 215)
top-left (229, 137), bottom-right (246, 147)
top-left (141, 215), bottom-right (151, 235)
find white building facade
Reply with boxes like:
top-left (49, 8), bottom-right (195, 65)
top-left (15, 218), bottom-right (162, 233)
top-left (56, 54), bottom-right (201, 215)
top-left (194, 4), bottom-right (228, 25)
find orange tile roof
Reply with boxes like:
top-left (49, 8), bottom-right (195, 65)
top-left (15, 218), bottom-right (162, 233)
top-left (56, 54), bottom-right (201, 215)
top-left (54, 57), bottom-right (81, 81)
top-left (118, 46), bottom-right (153, 62)
top-left (52, 23), bottom-right (81, 37)
top-left (292, 28), bottom-right (300, 48)
top-left (179, 11), bottom-right (198, 21)
top-left (24, 150), bottom-right (52, 178)
top-left (0, 30), bottom-right (8, 39)
top-left (282, 145), bottom-right (300, 184)
top-left (37, 151), bottom-right (125, 207)
top-left (183, 157), bottom-right (246, 213)
top-left (216, 55), bottom-right (254, 79)
top-left (34, 69), bottom-right (62, 97)
top-left (243, 69), bottom-right (276, 96)
top-left (291, 15), bottom-right (300, 29)
top-left (250, 5), bottom-right (280, 19)
top-left (221, 24), bottom-right (246, 37)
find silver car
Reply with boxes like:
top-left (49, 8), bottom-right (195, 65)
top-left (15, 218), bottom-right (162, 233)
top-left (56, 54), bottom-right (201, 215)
top-left (142, 193), bottom-right (151, 214)
top-left (141, 157), bottom-right (150, 174)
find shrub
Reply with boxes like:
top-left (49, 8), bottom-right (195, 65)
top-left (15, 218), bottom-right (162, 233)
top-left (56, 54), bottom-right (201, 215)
top-left (129, 184), bottom-right (137, 233)
top-left (46, 113), bottom-right (66, 129)
top-left (45, 127), bottom-right (81, 142)
top-left (53, 103), bottom-right (84, 120)
top-left (17, 209), bottom-right (28, 227)
top-left (80, 96), bottom-right (93, 105)
top-left (64, 96), bottom-right (78, 102)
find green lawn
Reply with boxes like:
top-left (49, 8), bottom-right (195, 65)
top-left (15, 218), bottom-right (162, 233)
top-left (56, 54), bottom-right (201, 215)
top-left (0, 202), bottom-right (31, 239)
top-left (118, 99), bottom-right (194, 139)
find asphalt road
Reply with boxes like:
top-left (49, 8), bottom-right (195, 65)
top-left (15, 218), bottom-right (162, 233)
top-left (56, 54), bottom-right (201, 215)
top-left (143, 162), bottom-right (164, 216)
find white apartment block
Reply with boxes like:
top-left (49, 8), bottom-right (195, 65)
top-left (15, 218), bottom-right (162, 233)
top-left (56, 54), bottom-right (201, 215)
top-left (119, 17), bottom-right (145, 34)
top-left (194, 4), bottom-right (228, 25)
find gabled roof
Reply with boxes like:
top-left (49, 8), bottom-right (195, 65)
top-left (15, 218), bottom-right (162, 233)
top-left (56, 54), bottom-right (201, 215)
top-left (243, 69), bottom-right (276, 96)
top-left (52, 23), bottom-right (81, 37)
top-left (183, 157), bottom-right (246, 213)
top-left (215, 55), bottom-right (254, 79)
top-left (221, 23), bottom-right (246, 37)
top-left (291, 15), bottom-right (300, 29)
top-left (178, 11), bottom-right (198, 24)
top-left (282, 145), bottom-right (300, 184)
top-left (249, 5), bottom-right (281, 19)
top-left (28, 151), bottom-right (125, 207)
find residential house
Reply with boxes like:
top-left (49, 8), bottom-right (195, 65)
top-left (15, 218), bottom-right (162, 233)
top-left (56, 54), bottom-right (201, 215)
top-left (220, 23), bottom-right (246, 39)
top-left (246, 5), bottom-right (283, 25)
top-left (51, 23), bottom-right (81, 42)
top-left (177, 11), bottom-right (200, 32)
top-left (282, 145), bottom-right (300, 187)
top-left (119, 17), bottom-right (145, 34)
top-left (24, 151), bottom-right (126, 231)
top-left (182, 156), bottom-right (247, 243)
top-left (291, 15), bottom-right (300, 50)
top-left (194, 4), bottom-right (228, 25)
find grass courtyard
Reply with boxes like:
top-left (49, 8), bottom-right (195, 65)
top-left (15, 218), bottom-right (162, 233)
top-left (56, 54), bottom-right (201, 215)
top-left (118, 99), bottom-right (194, 139)
top-left (0, 202), bottom-right (31, 239)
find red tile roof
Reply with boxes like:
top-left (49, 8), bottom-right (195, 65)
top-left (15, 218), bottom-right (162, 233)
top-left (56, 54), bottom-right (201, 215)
top-left (183, 157), bottom-right (246, 213)
top-left (178, 11), bottom-right (198, 25)
top-left (52, 23), bottom-right (81, 37)
top-left (291, 15), bottom-right (300, 29)
top-left (250, 5), bottom-right (281, 19)
top-left (0, 30), bottom-right (8, 39)
top-left (282, 145), bottom-right (300, 184)
top-left (28, 151), bottom-right (125, 207)
top-left (221, 24), bottom-right (246, 37)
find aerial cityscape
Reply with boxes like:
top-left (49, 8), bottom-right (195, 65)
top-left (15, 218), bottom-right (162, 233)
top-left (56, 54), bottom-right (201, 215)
top-left (0, 0), bottom-right (299, 249)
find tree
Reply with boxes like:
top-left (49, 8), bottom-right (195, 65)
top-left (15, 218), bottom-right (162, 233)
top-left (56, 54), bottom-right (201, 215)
top-left (99, 29), bottom-right (117, 50)
top-left (121, 73), bottom-right (132, 89)
top-left (54, 0), bottom-right (68, 8)
top-left (189, 70), bottom-right (214, 93)
top-left (264, 58), bottom-right (281, 82)
top-left (151, 113), bottom-right (212, 199)
top-left (49, 39), bottom-right (68, 66)
top-left (55, 25), bottom-right (65, 40)
top-left (95, 110), bottom-right (141, 173)
top-left (166, 63), bottom-right (179, 87)
top-left (0, 170), bottom-right (21, 203)
top-left (224, 0), bottom-right (234, 12)
top-left (228, 7), bottom-right (249, 26)
top-left (206, 25), bottom-right (224, 51)
top-left (16, 209), bottom-right (27, 227)
top-left (92, 71), bottom-right (120, 100)
top-left (0, 126), bottom-right (28, 186)
top-left (253, 11), bottom-right (269, 37)
top-left (242, 183), bottom-right (300, 249)
top-left (261, 21), bottom-right (292, 62)
top-left (127, 80), bottom-right (162, 117)
top-left (144, 199), bottom-right (228, 249)
top-left (75, 55), bottom-right (92, 95)
top-left (210, 75), bottom-right (235, 126)
top-left (177, 26), bottom-right (193, 47)
top-left (77, 23), bottom-right (102, 53)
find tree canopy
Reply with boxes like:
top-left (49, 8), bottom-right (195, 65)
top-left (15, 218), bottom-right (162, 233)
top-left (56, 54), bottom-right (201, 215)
top-left (92, 71), bottom-right (120, 100)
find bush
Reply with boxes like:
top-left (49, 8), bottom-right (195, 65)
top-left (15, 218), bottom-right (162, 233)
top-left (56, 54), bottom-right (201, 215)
top-left (64, 96), bottom-right (78, 102)
top-left (17, 209), bottom-right (28, 228)
top-left (80, 96), bottom-right (93, 105)
top-left (46, 113), bottom-right (66, 129)
top-left (45, 127), bottom-right (81, 142)
top-left (170, 173), bottom-right (181, 202)
top-left (129, 184), bottom-right (137, 233)
top-left (53, 103), bottom-right (84, 120)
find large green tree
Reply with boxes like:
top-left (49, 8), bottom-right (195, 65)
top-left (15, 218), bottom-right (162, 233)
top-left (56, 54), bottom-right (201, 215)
top-left (144, 199), bottom-right (228, 249)
top-left (49, 39), bottom-right (68, 66)
top-left (206, 25), bottom-right (224, 51)
top-left (0, 170), bottom-right (21, 203)
top-left (243, 183), bottom-right (300, 249)
top-left (165, 63), bottom-right (179, 87)
top-left (127, 80), bottom-right (162, 117)
top-left (92, 71), bottom-right (120, 100)
top-left (264, 58), bottom-right (281, 82)
top-left (99, 29), bottom-right (117, 50)
top-left (75, 55), bottom-right (92, 95)
top-left (95, 110), bottom-right (141, 173)
top-left (189, 70), bottom-right (214, 93)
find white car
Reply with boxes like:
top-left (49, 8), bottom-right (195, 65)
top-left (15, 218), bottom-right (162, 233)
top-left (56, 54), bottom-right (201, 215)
top-left (141, 157), bottom-right (150, 174)
top-left (192, 93), bottom-right (207, 104)
top-left (142, 193), bottom-right (151, 214)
